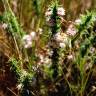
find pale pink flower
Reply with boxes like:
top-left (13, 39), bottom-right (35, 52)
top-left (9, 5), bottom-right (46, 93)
top-left (22, 35), bottom-right (32, 48)
top-left (54, 32), bottom-right (70, 48)
top-left (66, 24), bottom-right (77, 36)
top-left (45, 11), bottom-right (52, 17)
top-left (54, 32), bottom-right (68, 43)
top-left (67, 54), bottom-right (74, 60)
top-left (45, 8), bottom-right (52, 16)
top-left (22, 35), bottom-right (32, 42)
top-left (54, 32), bottom-right (61, 42)
top-left (90, 47), bottom-right (95, 54)
top-left (57, 7), bottom-right (65, 16)
top-left (2, 23), bottom-right (8, 29)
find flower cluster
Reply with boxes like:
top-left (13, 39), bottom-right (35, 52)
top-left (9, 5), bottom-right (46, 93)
top-left (54, 32), bottom-right (70, 48)
top-left (66, 24), bottom-right (77, 36)
top-left (36, 48), bottom-right (53, 66)
top-left (45, 7), bottom-right (65, 17)
top-left (22, 31), bottom-right (36, 48)
top-left (45, 7), bottom-right (65, 27)
top-left (38, 54), bottom-right (52, 66)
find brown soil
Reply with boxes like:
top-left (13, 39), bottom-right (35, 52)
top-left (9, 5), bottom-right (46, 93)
top-left (0, 54), bottom-right (18, 96)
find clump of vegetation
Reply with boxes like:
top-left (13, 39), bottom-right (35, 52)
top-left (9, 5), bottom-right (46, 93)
top-left (0, 0), bottom-right (96, 96)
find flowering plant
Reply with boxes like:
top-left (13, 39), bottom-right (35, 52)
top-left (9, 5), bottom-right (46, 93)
top-left (0, 0), bottom-right (96, 96)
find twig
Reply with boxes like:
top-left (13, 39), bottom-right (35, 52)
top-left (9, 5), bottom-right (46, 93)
top-left (6, 87), bottom-right (18, 96)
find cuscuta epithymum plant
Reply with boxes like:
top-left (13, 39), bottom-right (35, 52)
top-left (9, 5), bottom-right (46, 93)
top-left (42, 2), bottom-right (73, 95)
top-left (44, 1), bottom-right (66, 79)
top-left (1, 0), bottom-right (96, 96)
top-left (48, 3), bottom-right (60, 79)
